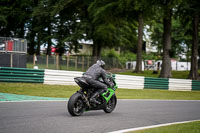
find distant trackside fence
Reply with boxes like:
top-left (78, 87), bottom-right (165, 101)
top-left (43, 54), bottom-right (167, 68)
top-left (0, 67), bottom-right (200, 91)
top-left (27, 55), bottom-right (121, 71)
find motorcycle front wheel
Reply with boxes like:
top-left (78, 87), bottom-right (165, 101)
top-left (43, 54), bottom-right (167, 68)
top-left (103, 94), bottom-right (117, 113)
top-left (67, 92), bottom-right (85, 116)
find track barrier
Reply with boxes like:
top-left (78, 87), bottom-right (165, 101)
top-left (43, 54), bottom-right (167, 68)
top-left (0, 67), bottom-right (44, 83)
top-left (0, 67), bottom-right (199, 91)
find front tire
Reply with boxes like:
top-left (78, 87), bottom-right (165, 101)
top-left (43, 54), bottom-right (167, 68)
top-left (103, 94), bottom-right (117, 113)
top-left (68, 93), bottom-right (85, 116)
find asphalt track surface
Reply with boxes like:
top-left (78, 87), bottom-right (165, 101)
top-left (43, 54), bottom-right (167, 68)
top-left (0, 100), bottom-right (200, 133)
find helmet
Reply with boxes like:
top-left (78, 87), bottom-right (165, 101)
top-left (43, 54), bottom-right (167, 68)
top-left (96, 60), bottom-right (105, 68)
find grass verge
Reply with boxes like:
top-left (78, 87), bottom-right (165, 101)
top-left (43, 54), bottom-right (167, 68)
top-left (0, 83), bottom-right (200, 100)
top-left (117, 70), bottom-right (200, 79)
top-left (0, 83), bottom-right (79, 98)
top-left (129, 121), bottom-right (200, 133)
top-left (116, 89), bottom-right (200, 100)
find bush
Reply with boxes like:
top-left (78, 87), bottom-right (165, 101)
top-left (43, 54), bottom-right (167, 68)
top-left (118, 51), bottom-right (136, 66)
top-left (101, 49), bottom-right (119, 58)
top-left (101, 49), bottom-right (136, 68)
top-left (142, 52), bottom-right (162, 60)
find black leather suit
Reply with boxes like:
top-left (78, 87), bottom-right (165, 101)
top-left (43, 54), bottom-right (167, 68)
top-left (83, 63), bottom-right (111, 94)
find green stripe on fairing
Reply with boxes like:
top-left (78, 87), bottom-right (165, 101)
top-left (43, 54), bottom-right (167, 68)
top-left (0, 93), bottom-right (67, 101)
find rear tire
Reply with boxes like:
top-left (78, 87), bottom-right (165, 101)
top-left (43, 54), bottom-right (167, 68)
top-left (68, 93), bottom-right (85, 116)
top-left (103, 94), bottom-right (117, 113)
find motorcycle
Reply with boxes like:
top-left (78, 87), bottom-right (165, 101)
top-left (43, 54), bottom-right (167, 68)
top-left (67, 72), bottom-right (118, 116)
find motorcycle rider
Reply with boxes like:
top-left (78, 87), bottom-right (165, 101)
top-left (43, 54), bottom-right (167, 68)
top-left (83, 60), bottom-right (112, 104)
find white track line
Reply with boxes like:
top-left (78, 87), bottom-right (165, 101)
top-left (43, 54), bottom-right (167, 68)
top-left (109, 119), bottom-right (200, 133)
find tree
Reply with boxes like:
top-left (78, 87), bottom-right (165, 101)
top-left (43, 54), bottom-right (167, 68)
top-left (177, 0), bottom-right (200, 80)
top-left (189, 12), bottom-right (199, 79)
top-left (159, 1), bottom-right (173, 78)
top-left (150, 9), bottom-right (192, 61)
top-left (33, 0), bottom-right (58, 55)
top-left (55, 0), bottom-right (137, 57)
top-left (116, 0), bottom-right (156, 73)
top-left (157, 0), bottom-right (182, 78)
top-left (47, 0), bottom-right (91, 56)
top-left (0, 0), bottom-right (32, 37)
top-left (88, 0), bottom-right (130, 57)
top-left (27, 0), bottom-right (40, 55)
top-left (135, 11), bottom-right (144, 73)
top-left (188, 2), bottom-right (200, 80)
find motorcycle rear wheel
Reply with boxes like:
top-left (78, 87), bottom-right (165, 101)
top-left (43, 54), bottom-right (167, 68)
top-left (68, 93), bottom-right (85, 116)
top-left (103, 94), bottom-right (117, 113)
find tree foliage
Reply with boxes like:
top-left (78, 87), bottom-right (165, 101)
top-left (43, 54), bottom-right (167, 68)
top-left (0, 0), bottom-right (199, 79)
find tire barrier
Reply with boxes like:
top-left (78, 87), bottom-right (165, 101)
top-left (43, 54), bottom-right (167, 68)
top-left (0, 67), bottom-right (44, 83)
top-left (144, 77), bottom-right (169, 90)
top-left (44, 69), bottom-right (82, 85)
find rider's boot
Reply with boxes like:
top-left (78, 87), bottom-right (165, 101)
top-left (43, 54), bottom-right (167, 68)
top-left (90, 92), bottom-right (101, 104)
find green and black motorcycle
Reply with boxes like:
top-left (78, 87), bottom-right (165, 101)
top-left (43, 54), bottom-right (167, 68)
top-left (67, 73), bottom-right (118, 116)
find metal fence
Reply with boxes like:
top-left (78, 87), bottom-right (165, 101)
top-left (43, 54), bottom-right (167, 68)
top-left (0, 37), bottom-right (27, 53)
top-left (27, 55), bottom-right (121, 71)
top-left (26, 55), bottom-right (200, 72)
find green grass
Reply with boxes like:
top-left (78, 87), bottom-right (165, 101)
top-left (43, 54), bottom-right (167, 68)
top-left (0, 83), bottom-right (200, 100)
top-left (117, 70), bottom-right (200, 79)
top-left (0, 83), bottom-right (79, 98)
top-left (116, 89), bottom-right (200, 100)
top-left (117, 71), bottom-right (159, 78)
top-left (129, 121), bottom-right (200, 133)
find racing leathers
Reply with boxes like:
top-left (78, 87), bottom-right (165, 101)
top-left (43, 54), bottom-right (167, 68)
top-left (83, 63), bottom-right (111, 104)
